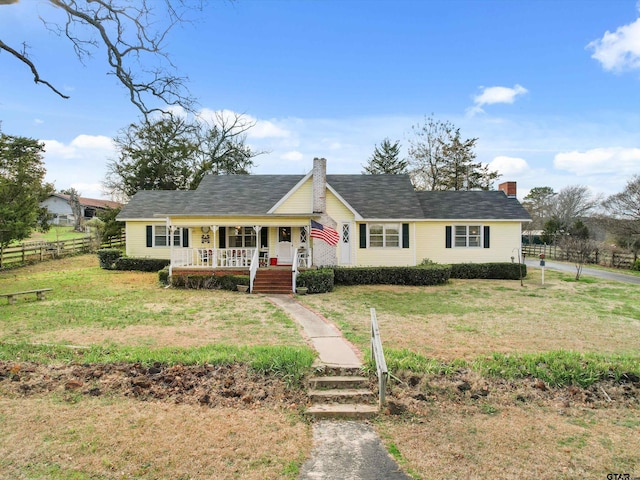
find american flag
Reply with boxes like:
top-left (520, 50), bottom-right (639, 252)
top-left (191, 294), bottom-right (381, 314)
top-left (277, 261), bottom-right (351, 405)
top-left (310, 220), bottom-right (339, 246)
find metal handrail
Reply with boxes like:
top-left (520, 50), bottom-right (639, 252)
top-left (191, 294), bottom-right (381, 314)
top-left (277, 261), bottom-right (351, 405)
top-left (291, 247), bottom-right (299, 293)
top-left (249, 247), bottom-right (259, 293)
top-left (370, 307), bottom-right (388, 408)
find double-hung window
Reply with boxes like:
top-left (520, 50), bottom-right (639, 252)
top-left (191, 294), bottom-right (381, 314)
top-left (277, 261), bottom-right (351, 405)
top-left (455, 225), bottom-right (481, 248)
top-left (153, 226), bottom-right (182, 247)
top-left (369, 224), bottom-right (400, 248)
top-left (229, 226), bottom-right (257, 248)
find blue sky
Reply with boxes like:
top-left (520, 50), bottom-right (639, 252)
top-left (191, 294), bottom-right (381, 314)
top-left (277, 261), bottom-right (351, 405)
top-left (1, 0), bottom-right (639, 200)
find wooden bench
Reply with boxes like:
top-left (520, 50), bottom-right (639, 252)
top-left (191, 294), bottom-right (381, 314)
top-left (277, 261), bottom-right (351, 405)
top-left (0, 288), bottom-right (53, 305)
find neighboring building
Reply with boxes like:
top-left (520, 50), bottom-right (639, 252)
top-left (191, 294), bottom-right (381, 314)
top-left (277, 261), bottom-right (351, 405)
top-left (117, 158), bottom-right (531, 281)
top-left (42, 194), bottom-right (122, 226)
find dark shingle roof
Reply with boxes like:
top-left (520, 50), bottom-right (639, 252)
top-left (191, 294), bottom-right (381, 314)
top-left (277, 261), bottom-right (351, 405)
top-left (117, 191), bottom-right (193, 219)
top-left (327, 174), bottom-right (425, 219)
top-left (417, 191), bottom-right (531, 220)
top-left (116, 173), bottom-right (531, 222)
top-left (188, 174), bottom-right (305, 215)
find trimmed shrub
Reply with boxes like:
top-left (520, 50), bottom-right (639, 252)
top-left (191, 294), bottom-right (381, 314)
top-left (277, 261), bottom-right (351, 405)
top-left (158, 266), bottom-right (170, 285)
top-left (333, 265), bottom-right (451, 286)
top-left (296, 268), bottom-right (334, 293)
top-left (169, 273), bottom-right (250, 290)
top-left (97, 248), bottom-right (122, 269)
top-left (113, 257), bottom-right (170, 272)
top-left (171, 274), bottom-right (220, 289)
top-left (449, 262), bottom-right (526, 280)
top-left (218, 274), bottom-right (250, 291)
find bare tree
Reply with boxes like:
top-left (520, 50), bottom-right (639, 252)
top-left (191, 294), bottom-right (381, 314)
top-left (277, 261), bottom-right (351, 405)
top-left (65, 188), bottom-right (83, 232)
top-left (559, 235), bottom-right (598, 281)
top-left (191, 110), bottom-right (265, 187)
top-left (407, 116), bottom-right (454, 190)
top-left (551, 185), bottom-right (600, 228)
top-left (603, 175), bottom-right (640, 235)
top-left (407, 115), bottom-right (498, 191)
top-left (0, 0), bottom-right (203, 118)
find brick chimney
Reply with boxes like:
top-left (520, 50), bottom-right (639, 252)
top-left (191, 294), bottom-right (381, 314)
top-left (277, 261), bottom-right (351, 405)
top-left (499, 181), bottom-right (517, 198)
top-left (312, 157), bottom-right (327, 213)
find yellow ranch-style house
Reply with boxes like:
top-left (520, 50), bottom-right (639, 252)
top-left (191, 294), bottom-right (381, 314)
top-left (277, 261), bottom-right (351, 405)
top-left (116, 158), bottom-right (531, 292)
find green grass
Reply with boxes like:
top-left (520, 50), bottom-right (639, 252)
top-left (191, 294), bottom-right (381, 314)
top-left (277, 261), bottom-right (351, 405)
top-left (10, 226), bottom-right (91, 246)
top-left (0, 342), bottom-right (315, 385)
top-left (375, 348), bottom-right (640, 388)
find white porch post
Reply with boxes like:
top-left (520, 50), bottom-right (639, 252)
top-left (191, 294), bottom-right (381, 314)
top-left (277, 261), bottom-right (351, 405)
top-left (167, 218), bottom-right (174, 276)
top-left (211, 226), bottom-right (218, 267)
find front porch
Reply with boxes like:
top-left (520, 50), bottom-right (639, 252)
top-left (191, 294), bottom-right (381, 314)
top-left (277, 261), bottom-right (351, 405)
top-left (170, 247), bottom-right (312, 270)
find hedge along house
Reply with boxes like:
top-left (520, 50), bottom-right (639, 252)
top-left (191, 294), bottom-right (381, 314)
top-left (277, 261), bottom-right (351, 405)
top-left (116, 158), bottom-right (531, 293)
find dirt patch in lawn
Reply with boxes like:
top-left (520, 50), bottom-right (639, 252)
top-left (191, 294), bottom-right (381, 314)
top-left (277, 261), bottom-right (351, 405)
top-left (0, 361), bottom-right (306, 410)
top-left (377, 370), bottom-right (640, 479)
top-left (0, 361), bottom-right (312, 478)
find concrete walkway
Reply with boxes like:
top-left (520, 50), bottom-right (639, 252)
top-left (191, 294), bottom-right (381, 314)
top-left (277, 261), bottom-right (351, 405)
top-left (299, 421), bottom-right (412, 480)
top-left (266, 295), bottom-right (412, 480)
top-left (267, 294), bottom-right (361, 368)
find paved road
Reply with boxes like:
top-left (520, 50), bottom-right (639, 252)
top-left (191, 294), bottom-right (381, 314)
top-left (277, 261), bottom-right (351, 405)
top-left (525, 259), bottom-right (640, 285)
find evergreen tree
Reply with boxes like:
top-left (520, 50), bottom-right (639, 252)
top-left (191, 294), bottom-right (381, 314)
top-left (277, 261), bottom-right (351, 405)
top-left (362, 138), bottom-right (408, 175)
top-left (0, 131), bottom-right (53, 248)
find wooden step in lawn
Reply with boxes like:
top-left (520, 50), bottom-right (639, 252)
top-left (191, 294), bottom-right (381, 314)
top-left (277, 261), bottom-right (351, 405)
top-left (306, 366), bottom-right (378, 420)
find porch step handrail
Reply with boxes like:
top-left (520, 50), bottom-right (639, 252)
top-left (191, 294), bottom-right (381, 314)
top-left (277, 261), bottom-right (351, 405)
top-left (249, 247), bottom-right (259, 293)
top-left (292, 247), bottom-right (299, 293)
top-left (370, 307), bottom-right (388, 408)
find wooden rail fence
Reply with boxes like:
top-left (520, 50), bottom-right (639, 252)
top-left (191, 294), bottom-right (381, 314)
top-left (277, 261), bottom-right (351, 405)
top-left (522, 244), bottom-right (637, 270)
top-left (0, 233), bottom-right (125, 269)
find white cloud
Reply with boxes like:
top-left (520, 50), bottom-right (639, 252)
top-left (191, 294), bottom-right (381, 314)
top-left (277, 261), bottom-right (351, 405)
top-left (468, 84), bottom-right (528, 115)
top-left (70, 134), bottom-right (114, 150)
top-left (70, 182), bottom-right (105, 199)
top-left (43, 140), bottom-right (77, 159)
top-left (587, 17), bottom-right (640, 71)
top-left (195, 108), bottom-right (291, 139)
top-left (43, 135), bottom-right (114, 158)
top-left (488, 156), bottom-right (530, 177)
top-left (42, 135), bottom-right (116, 199)
top-left (281, 150), bottom-right (304, 161)
top-left (248, 119), bottom-right (290, 139)
top-left (554, 147), bottom-right (640, 175)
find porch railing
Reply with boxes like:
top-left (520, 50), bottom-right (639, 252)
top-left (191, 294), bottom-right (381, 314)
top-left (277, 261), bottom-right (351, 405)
top-left (171, 248), bottom-right (256, 268)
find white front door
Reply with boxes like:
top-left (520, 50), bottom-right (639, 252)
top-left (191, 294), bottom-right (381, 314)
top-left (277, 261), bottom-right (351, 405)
top-left (340, 222), bottom-right (351, 264)
top-left (277, 226), bottom-right (293, 264)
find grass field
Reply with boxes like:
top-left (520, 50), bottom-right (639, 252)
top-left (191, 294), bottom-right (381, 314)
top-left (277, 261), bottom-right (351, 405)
top-left (1, 255), bottom-right (639, 479)
top-left (18, 225), bottom-right (90, 244)
top-left (298, 268), bottom-right (640, 479)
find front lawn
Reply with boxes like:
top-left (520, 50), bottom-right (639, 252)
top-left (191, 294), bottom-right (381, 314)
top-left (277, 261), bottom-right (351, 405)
top-left (1, 255), bottom-right (638, 479)
top-left (298, 268), bottom-right (640, 479)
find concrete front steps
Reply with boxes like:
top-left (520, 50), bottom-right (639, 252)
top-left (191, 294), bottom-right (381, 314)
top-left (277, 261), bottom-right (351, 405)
top-left (252, 268), bottom-right (292, 294)
top-left (306, 366), bottom-right (378, 420)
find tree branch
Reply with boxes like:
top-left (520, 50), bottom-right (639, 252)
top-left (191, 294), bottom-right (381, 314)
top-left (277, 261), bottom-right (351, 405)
top-left (1, 0), bottom-right (201, 118)
top-left (0, 39), bottom-right (70, 98)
